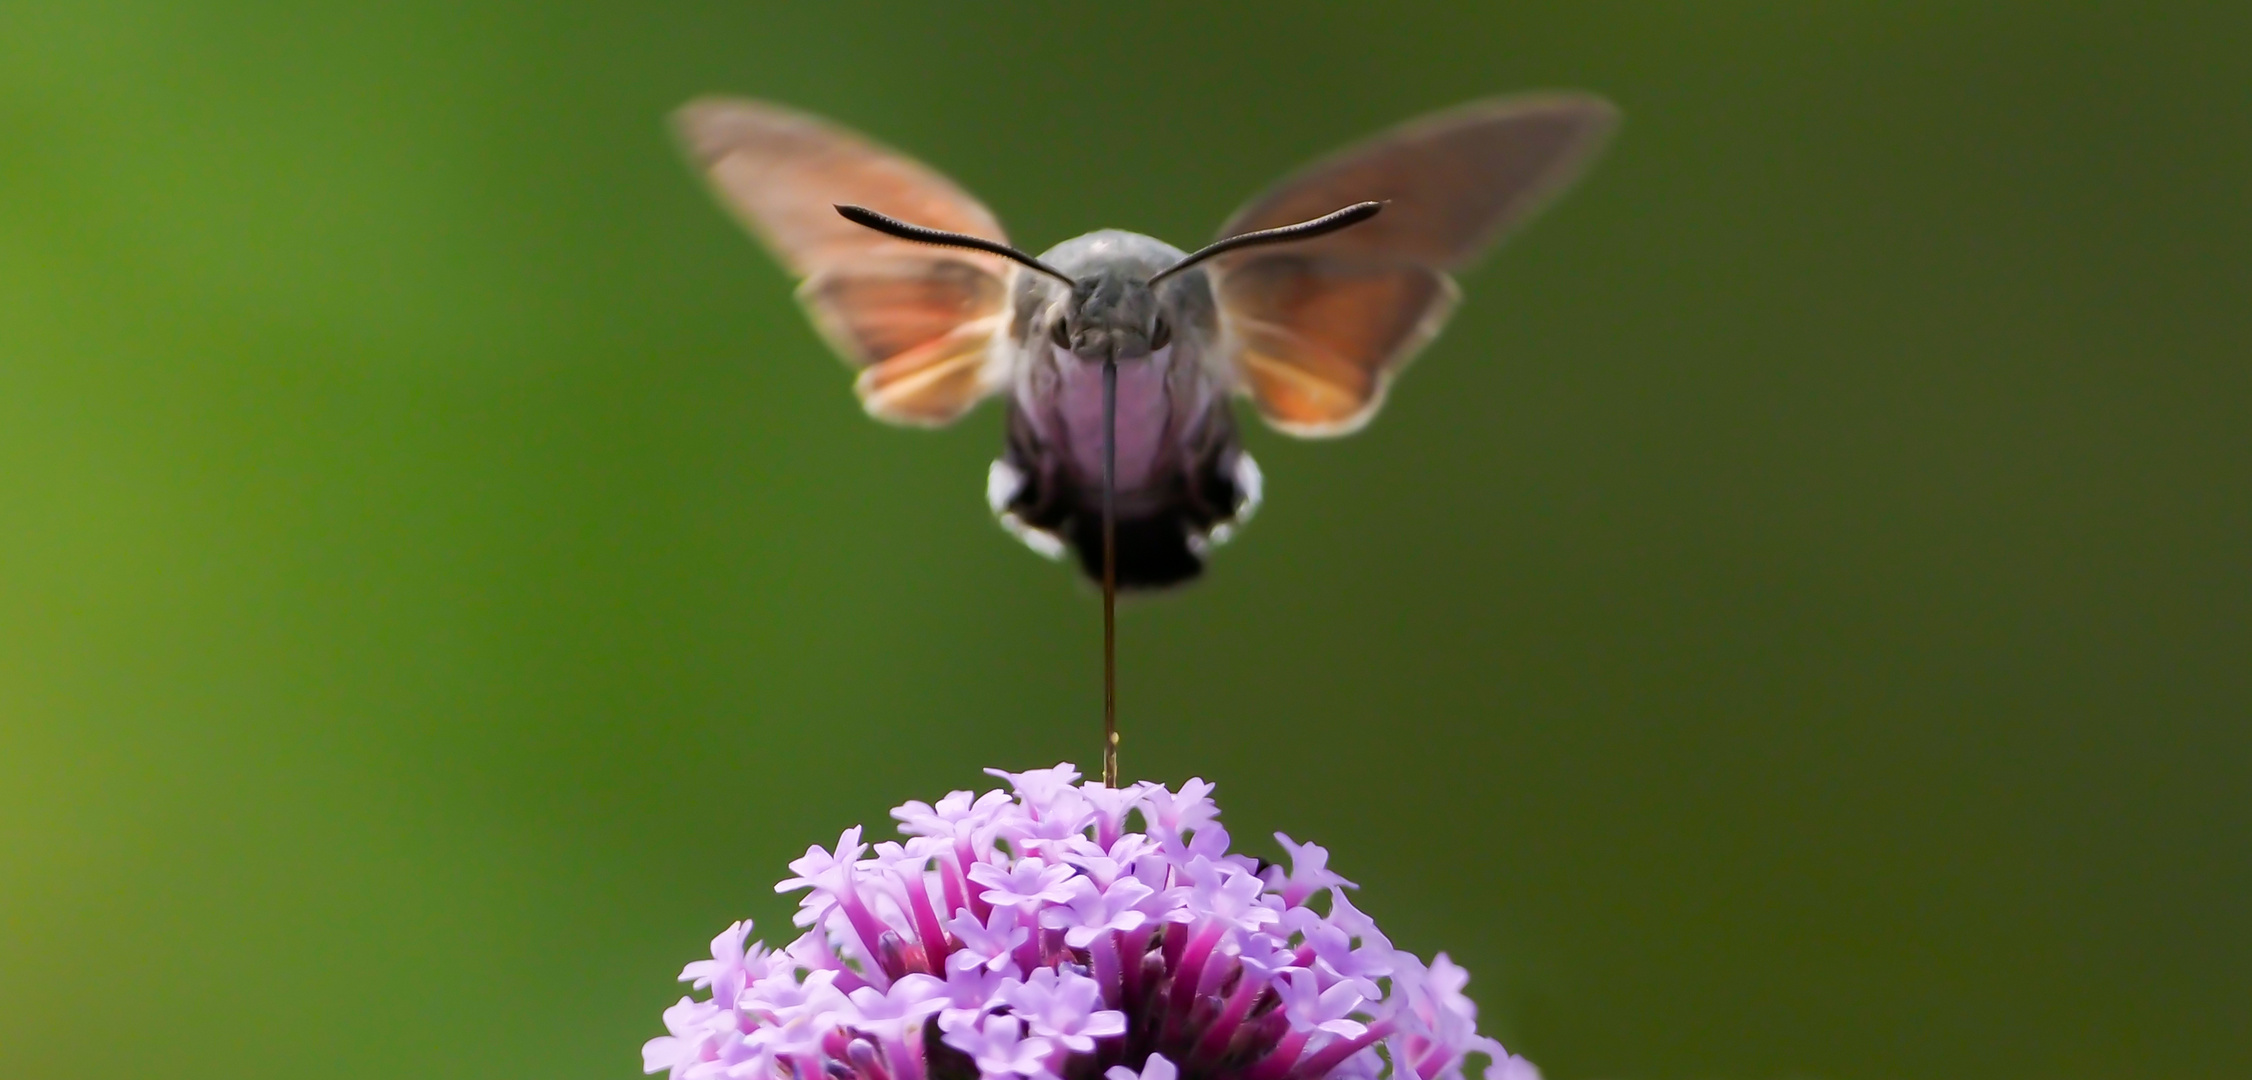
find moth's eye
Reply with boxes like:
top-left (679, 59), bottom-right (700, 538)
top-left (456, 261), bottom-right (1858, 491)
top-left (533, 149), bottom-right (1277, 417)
top-left (1150, 319), bottom-right (1172, 351)
top-left (1050, 319), bottom-right (1072, 349)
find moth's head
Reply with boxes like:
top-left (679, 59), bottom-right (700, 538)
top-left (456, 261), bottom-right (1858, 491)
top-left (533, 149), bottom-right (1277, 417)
top-left (1053, 268), bottom-right (1169, 362)
top-left (831, 200), bottom-right (1384, 363)
top-left (1036, 234), bottom-right (1183, 363)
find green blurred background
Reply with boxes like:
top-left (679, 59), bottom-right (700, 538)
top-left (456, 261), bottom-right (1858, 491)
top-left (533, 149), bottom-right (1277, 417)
top-left (3, 3), bottom-right (2247, 1078)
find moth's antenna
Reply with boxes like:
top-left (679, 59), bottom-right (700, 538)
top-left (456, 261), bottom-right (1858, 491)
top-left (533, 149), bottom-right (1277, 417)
top-left (1100, 357), bottom-right (1119, 789)
top-left (1146, 201), bottom-right (1385, 286)
top-left (834, 205), bottom-right (1076, 285)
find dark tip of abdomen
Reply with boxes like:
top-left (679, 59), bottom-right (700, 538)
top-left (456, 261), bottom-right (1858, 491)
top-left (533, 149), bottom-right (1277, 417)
top-left (1068, 514), bottom-right (1205, 590)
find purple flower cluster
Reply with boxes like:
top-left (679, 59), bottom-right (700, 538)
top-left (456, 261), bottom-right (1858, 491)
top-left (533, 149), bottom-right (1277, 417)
top-left (645, 765), bottom-right (1535, 1080)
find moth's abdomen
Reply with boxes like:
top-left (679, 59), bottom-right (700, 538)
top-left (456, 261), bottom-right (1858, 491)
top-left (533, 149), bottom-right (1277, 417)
top-left (987, 407), bottom-right (1260, 590)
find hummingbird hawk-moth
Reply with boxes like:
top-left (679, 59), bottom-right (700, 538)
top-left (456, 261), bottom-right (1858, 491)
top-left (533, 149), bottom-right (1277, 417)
top-left (674, 95), bottom-right (1616, 590)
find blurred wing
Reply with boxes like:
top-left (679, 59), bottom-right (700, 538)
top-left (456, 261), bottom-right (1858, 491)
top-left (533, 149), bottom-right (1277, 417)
top-left (674, 98), bottom-right (1015, 426)
top-left (1213, 94), bottom-right (1617, 436)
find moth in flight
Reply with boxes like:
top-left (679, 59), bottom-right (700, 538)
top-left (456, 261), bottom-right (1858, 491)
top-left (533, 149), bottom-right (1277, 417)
top-left (674, 96), bottom-right (1616, 589)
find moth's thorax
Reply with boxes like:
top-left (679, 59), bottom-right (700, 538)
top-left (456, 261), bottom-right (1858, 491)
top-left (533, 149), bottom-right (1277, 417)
top-left (1005, 229), bottom-right (1230, 506)
top-left (1050, 346), bottom-right (1175, 493)
top-left (1038, 229), bottom-right (1185, 281)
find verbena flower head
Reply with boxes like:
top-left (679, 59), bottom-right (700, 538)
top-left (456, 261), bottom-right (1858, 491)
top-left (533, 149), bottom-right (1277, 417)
top-left (645, 764), bottom-right (1535, 1080)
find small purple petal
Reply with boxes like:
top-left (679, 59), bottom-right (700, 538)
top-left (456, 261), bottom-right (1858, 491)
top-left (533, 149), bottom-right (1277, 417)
top-left (1106, 1054), bottom-right (1180, 1080)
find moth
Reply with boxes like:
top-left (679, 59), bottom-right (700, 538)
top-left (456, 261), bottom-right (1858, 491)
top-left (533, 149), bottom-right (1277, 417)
top-left (674, 95), bottom-right (1616, 590)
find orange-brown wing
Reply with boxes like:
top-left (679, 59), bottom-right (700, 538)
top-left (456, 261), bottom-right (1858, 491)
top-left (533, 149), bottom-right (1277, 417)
top-left (674, 98), bottom-right (1016, 426)
top-left (1213, 94), bottom-right (1618, 436)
